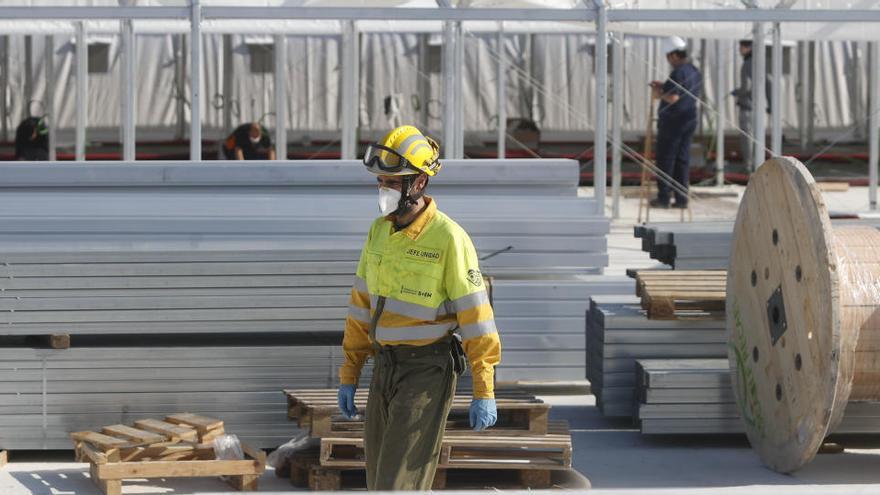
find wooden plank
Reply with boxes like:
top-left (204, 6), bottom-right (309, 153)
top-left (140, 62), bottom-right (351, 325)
top-left (80, 442), bottom-right (109, 465)
top-left (133, 419), bottom-right (198, 442)
top-left (96, 458), bottom-right (263, 480)
top-left (165, 413), bottom-right (224, 432)
top-left (101, 425), bottom-right (167, 444)
top-left (817, 181), bottom-right (850, 192)
top-left (0, 450), bottom-right (7, 469)
top-left (70, 431), bottom-right (131, 451)
top-left (117, 445), bottom-right (212, 463)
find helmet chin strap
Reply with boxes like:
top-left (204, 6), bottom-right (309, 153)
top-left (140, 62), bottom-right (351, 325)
top-left (393, 174), bottom-right (426, 222)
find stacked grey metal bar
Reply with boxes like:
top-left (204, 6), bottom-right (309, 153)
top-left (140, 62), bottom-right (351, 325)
top-left (634, 219), bottom-right (880, 270)
top-left (585, 296), bottom-right (726, 418)
top-left (636, 359), bottom-right (880, 435)
top-left (0, 346), bottom-right (375, 449)
top-left (493, 277), bottom-right (631, 382)
top-left (0, 159), bottom-right (612, 449)
top-left (633, 222), bottom-right (733, 270)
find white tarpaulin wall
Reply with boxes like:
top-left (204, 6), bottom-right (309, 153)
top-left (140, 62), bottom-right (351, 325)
top-left (607, 0), bottom-right (880, 42)
top-left (1, 31), bottom-right (871, 143)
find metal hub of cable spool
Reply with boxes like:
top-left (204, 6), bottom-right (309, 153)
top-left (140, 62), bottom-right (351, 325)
top-left (727, 156), bottom-right (880, 473)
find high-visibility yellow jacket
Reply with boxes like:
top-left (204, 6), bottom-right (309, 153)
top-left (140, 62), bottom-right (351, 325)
top-left (339, 197), bottom-right (502, 399)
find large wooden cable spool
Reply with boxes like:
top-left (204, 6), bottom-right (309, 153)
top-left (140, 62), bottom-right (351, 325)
top-left (726, 156), bottom-right (880, 473)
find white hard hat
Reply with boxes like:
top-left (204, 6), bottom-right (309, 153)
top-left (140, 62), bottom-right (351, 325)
top-left (663, 36), bottom-right (687, 54)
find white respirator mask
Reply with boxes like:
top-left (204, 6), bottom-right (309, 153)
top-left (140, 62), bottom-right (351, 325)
top-left (249, 136), bottom-right (261, 144)
top-left (378, 187), bottom-right (401, 216)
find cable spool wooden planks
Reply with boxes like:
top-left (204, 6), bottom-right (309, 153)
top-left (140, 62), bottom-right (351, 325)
top-left (726, 156), bottom-right (880, 473)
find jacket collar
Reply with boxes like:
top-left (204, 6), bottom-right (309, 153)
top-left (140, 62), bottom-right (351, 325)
top-left (387, 196), bottom-right (436, 241)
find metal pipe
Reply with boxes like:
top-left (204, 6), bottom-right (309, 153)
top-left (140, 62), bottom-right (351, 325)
top-left (807, 41), bottom-right (815, 149)
top-left (593, 1), bottom-right (607, 215)
top-left (454, 22), bottom-right (464, 159)
top-left (715, 39), bottom-right (725, 186)
top-left (771, 22), bottom-right (782, 156)
top-left (221, 34), bottom-right (232, 141)
top-left (45, 35), bottom-right (56, 161)
top-left (189, 0), bottom-right (201, 161)
top-left (75, 22), bottom-right (87, 162)
top-left (417, 34), bottom-right (429, 131)
top-left (340, 21), bottom-right (359, 160)
top-left (1, 36), bottom-right (7, 142)
top-left (24, 35), bottom-right (33, 108)
top-left (798, 41), bottom-right (808, 151)
top-left (752, 22), bottom-right (766, 169)
top-left (121, 19), bottom-right (136, 161)
top-left (274, 33), bottom-right (287, 161)
top-left (496, 23), bottom-right (506, 160)
top-left (442, 21), bottom-right (455, 160)
top-left (610, 32), bottom-right (622, 219)
top-left (870, 41), bottom-right (879, 211)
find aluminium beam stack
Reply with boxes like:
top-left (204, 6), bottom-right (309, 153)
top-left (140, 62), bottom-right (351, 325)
top-left (634, 219), bottom-right (880, 270)
top-left (585, 296), bottom-right (726, 418)
top-left (636, 359), bottom-right (880, 435)
top-left (0, 159), bottom-right (612, 449)
top-left (0, 345), bottom-right (372, 450)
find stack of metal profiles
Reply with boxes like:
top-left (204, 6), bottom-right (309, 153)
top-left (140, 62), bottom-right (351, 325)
top-left (633, 219), bottom-right (880, 270)
top-left (0, 159), bottom-right (613, 449)
top-left (633, 222), bottom-right (734, 270)
top-left (585, 296), bottom-right (725, 418)
top-left (635, 359), bottom-right (880, 435)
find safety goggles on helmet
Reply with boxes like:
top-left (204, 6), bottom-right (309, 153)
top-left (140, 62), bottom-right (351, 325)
top-left (363, 137), bottom-right (441, 176)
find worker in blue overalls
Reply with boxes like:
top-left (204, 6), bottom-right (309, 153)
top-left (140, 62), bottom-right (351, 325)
top-left (649, 36), bottom-right (702, 209)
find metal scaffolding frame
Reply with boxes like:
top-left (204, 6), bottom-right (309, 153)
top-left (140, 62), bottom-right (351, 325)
top-left (1, 4), bottom-right (880, 212)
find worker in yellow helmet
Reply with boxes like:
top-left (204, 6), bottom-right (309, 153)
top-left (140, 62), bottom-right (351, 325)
top-left (337, 125), bottom-right (502, 490)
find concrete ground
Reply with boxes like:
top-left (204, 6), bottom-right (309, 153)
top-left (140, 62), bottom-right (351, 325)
top-left (1, 185), bottom-right (879, 494)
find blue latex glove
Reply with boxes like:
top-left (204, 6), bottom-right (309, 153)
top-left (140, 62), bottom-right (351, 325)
top-left (337, 384), bottom-right (358, 419)
top-left (469, 399), bottom-right (497, 432)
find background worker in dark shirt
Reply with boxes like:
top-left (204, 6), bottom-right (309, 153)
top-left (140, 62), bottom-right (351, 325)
top-left (649, 36), bottom-right (702, 209)
top-left (14, 116), bottom-right (49, 161)
top-left (223, 122), bottom-right (276, 160)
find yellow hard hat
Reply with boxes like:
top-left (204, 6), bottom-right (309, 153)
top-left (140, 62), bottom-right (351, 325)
top-left (363, 125), bottom-right (442, 176)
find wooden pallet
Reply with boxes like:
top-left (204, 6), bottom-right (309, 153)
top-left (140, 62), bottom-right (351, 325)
top-left (284, 388), bottom-right (550, 437)
top-left (318, 420), bottom-right (571, 472)
top-left (70, 414), bottom-right (265, 495)
top-left (632, 270), bottom-right (727, 319)
top-left (289, 448), bottom-right (557, 490)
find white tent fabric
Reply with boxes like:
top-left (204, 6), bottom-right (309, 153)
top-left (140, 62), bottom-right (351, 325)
top-left (2, 30), bottom-right (869, 144)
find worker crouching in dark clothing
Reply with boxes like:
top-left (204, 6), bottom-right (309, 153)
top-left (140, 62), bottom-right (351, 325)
top-left (222, 122), bottom-right (276, 160)
top-left (650, 36), bottom-right (702, 209)
top-left (15, 117), bottom-right (49, 161)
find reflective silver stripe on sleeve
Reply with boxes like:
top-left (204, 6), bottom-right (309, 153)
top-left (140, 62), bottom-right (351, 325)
top-left (459, 320), bottom-right (498, 340)
top-left (375, 322), bottom-right (456, 342)
top-left (353, 276), bottom-right (368, 293)
top-left (451, 290), bottom-right (490, 313)
top-left (347, 304), bottom-right (371, 323)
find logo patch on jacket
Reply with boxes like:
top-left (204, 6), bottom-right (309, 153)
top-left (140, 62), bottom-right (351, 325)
top-left (467, 269), bottom-right (483, 287)
top-left (404, 247), bottom-right (443, 263)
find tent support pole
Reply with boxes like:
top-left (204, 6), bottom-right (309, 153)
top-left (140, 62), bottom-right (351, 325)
top-left (751, 21), bottom-right (766, 169)
top-left (274, 33), bottom-right (287, 160)
top-left (121, 18), bottom-right (136, 161)
top-left (75, 21), bottom-right (87, 162)
top-left (189, 0), bottom-right (202, 161)
top-left (770, 22), bottom-right (782, 156)
top-left (45, 35), bottom-right (56, 161)
top-left (594, 1), bottom-right (607, 215)
top-left (610, 32), bottom-right (623, 219)
top-left (496, 22), bottom-right (506, 159)
top-left (869, 41), bottom-right (879, 211)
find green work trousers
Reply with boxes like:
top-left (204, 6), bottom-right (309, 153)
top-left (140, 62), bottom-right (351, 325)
top-left (365, 343), bottom-right (457, 491)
